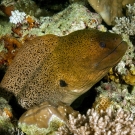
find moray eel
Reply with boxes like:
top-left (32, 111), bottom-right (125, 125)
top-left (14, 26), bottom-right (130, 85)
top-left (0, 29), bottom-right (127, 109)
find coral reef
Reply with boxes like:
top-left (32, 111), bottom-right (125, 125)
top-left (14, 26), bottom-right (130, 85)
top-left (109, 30), bottom-right (135, 86)
top-left (0, 3), bottom-right (103, 42)
top-left (11, 14), bottom-right (39, 39)
top-left (0, 36), bottom-right (22, 67)
top-left (0, 3), bottom-right (104, 69)
top-left (9, 3), bottom-right (102, 38)
top-left (0, 16), bottom-right (12, 36)
top-left (0, 0), bottom-right (14, 16)
top-left (0, 0), bottom-right (45, 17)
top-left (95, 81), bottom-right (135, 114)
top-left (112, 3), bottom-right (135, 35)
top-left (18, 102), bottom-right (78, 135)
top-left (36, 3), bottom-right (102, 36)
top-left (0, 29), bottom-right (127, 109)
top-left (0, 1), bottom-right (135, 135)
top-left (9, 10), bottom-right (26, 24)
top-left (122, 70), bottom-right (135, 85)
top-left (88, 0), bottom-right (135, 25)
top-left (0, 97), bottom-right (25, 135)
top-left (69, 0), bottom-right (88, 6)
top-left (56, 108), bottom-right (135, 135)
top-left (9, 9), bottom-right (39, 39)
top-left (92, 95), bottom-right (112, 113)
top-left (18, 98), bottom-right (135, 135)
top-left (13, 0), bottom-right (43, 17)
top-left (0, 97), bottom-right (14, 134)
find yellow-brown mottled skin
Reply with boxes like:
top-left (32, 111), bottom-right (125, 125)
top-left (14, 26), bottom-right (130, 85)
top-left (0, 29), bottom-right (127, 109)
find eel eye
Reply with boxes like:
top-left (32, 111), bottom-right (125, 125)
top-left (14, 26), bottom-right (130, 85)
top-left (100, 42), bottom-right (106, 48)
top-left (59, 80), bottom-right (68, 87)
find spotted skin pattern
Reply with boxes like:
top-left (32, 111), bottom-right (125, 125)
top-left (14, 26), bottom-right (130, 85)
top-left (0, 29), bottom-right (127, 109)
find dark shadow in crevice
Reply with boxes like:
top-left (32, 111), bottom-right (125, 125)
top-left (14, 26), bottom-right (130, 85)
top-left (71, 84), bottom-right (98, 114)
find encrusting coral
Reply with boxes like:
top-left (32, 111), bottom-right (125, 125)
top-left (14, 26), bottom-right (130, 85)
top-left (88, 0), bottom-right (135, 25)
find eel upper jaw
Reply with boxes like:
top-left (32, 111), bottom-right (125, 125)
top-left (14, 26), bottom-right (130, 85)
top-left (93, 40), bottom-right (127, 70)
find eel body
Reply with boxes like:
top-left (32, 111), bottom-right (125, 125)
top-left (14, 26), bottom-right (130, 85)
top-left (0, 29), bottom-right (127, 109)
